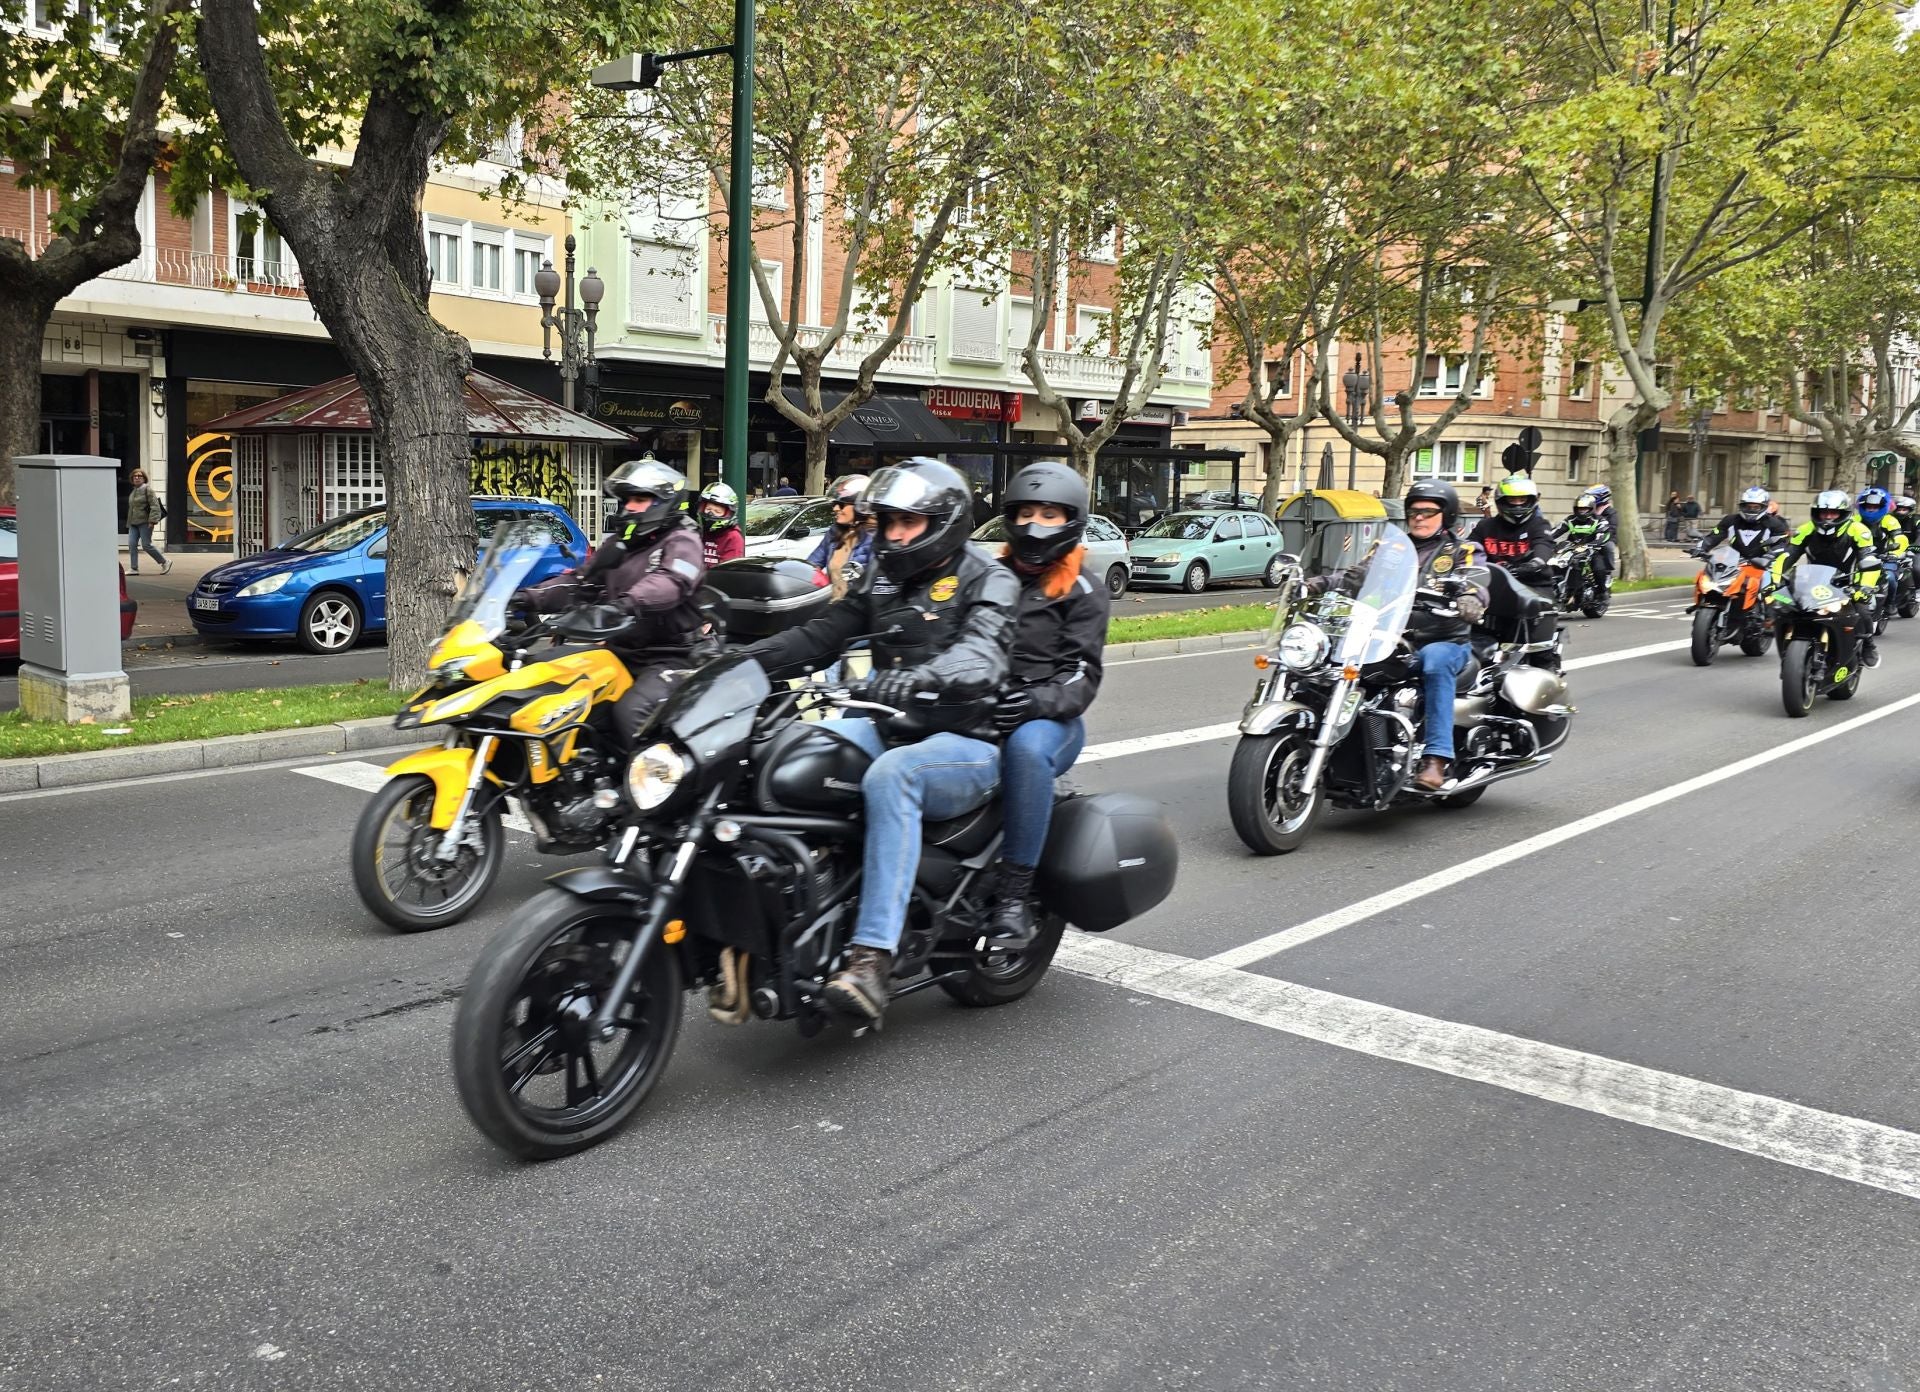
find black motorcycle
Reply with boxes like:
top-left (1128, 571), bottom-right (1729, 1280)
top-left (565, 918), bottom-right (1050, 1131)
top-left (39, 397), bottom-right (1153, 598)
top-left (1773, 559), bottom-right (1873, 717)
top-left (1548, 541), bottom-right (1609, 618)
top-left (452, 655), bottom-right (1178, 1160)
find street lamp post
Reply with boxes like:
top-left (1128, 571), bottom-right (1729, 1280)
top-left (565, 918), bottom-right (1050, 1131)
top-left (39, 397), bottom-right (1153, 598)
top-left (534, 234), bottom-right (604, 415)
top-left (1341, 357), bottom-right (1371, 491)
top-left (592, 0), bottom-right (755, 501)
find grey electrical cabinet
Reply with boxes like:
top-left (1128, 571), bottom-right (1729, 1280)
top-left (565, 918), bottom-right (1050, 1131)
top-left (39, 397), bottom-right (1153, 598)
top-left (15, 453), bottom-right (130, 723)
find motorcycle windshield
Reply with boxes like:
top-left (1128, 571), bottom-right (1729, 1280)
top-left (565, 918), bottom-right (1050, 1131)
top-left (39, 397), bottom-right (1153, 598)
top-left (1335, 525), bottom-right (1419, 668)
top-left (1707, 544), bottom-right (1743, 579)
top-left (449, 520), bottom-right (550, 640)
top-left (644, 652), bottom-right (773, 763)
top-left (1789, 561), bottom-right (1844, 609)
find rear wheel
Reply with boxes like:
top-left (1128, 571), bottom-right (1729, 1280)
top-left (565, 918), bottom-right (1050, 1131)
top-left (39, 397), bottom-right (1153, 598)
top-left (1738, 609), bottom-right (1773, 657)
top-left (1830, 659), bottom-right (1862, 701)
top-left (1182, 560), bottom-right (1210, 594)
top-left (453, 889), bottom-right (683, 1161)
top-left (1228, 729), bottom-right (1323, 855)
top-left (938, 915), bottom-right (1066, 1007)
top-left (1105, 564), bottom-right (1129, 597)
top-left (350, 774), bottom-right (504, 931)
top-left (1781, 640), bottom-right (1816, 718)
top-left (1689, 607), bottom-right (1717, 666)
top-left (1900, 580), bottom-right (1918, 619)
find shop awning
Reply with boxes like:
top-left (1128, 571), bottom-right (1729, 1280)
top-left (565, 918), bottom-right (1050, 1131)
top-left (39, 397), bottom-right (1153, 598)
top-left (198, 370), bottom-right (631, 444)
top-left (779, 388), bottom-right (965, 449)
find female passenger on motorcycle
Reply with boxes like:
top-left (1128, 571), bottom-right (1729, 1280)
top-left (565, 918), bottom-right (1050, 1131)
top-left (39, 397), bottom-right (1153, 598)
top-left (807, 473), bottom-right (877, 600)
top-left (741, 458), bottom-right (1019, 1023)
top-left (697, 482), bottom-right (745, 566)
top-left (984, 461), bottom-right (1110, 947)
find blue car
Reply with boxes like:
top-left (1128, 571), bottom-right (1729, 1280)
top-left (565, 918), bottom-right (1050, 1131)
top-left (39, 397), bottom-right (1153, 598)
top-left (187, 497), bottom-right (589, 653)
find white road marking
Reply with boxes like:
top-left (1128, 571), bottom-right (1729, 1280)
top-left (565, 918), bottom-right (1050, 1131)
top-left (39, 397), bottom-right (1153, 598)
top-left (295, 760), bottom-right (535, 835)
top-left (1077, 723), bottom-right (1242, 764)
top-left (1563, 639), bottom-right (1691, 669)
top-left (1057, 935), bottom-right (1920, 1203)
top-left (1209, 687), bottom-right (1920, 969)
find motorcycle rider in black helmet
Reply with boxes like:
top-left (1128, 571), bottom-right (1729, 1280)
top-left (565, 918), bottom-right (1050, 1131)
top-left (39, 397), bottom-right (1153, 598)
top-left (1307, 479), bottom-right (1489, 790)
top-left (742, 457), bottom-right (1020, 1022)
top-left (984, 460), bottom-right (1111, 946)
top-left (517, 457), bottom-right (708, 745)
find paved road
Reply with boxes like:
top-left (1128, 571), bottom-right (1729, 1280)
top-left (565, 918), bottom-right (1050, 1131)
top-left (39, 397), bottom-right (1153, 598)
top-left (13, 585), bottom-right (1917, 1390)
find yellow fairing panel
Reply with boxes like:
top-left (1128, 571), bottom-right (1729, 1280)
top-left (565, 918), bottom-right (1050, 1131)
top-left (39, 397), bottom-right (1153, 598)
top-left (408, 649), bottom-right (633, 727)
top-left (382, 746), bottom-right (482, 829)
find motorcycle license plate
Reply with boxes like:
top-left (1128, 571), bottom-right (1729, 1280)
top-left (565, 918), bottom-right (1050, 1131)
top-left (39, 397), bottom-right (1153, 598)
top-left (193, 597), bottom-right (220, 612)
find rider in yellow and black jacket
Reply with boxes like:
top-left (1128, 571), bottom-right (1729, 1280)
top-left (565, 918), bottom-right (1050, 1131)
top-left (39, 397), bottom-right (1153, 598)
top-left (1770, 489), bottom-right (1882, 671)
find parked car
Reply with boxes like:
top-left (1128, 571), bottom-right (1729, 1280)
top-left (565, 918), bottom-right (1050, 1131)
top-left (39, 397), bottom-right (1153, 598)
top-left (743, 496), bottom-right (834, 560)
top-left (0, 507), bottom-right (136, 659)
top-left (968, 513), bottom-right (1133, 596)
top-left (186, 497), bottom-right (587, 654)
top-left (1182, 489), bottom-right (1265, 512)
top-left (1127, 509), bottom-right (1290, 592)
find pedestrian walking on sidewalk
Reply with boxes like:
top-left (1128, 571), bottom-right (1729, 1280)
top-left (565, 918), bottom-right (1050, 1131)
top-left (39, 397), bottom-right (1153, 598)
top-left (1664, 490), bottom-right (1682, 541)
top-left (125, 470), bottom-right (170, 574)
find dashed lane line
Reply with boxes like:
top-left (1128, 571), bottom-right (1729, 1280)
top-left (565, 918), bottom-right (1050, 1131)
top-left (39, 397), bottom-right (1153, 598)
top-left (1057, 934), bottom-right (1920, 1204)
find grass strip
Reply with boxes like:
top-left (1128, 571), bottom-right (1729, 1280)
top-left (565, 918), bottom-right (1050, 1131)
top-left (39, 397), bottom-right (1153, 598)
top-left (1109, 602), bottom-right (1275, 645)
top-left (1616, 576), bottom-right (1693, 593)
top-left (0, 680), bottom-right (400, 759)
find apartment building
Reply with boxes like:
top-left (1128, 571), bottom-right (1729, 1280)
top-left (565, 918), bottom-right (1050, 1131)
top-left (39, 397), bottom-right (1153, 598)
top-left (1178, 325), bottom-right (1853, 531)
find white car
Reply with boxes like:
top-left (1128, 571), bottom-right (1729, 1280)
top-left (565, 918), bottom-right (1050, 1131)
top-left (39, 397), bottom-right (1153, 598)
top-left (967, 513), bottom-right (1132, 596)
top-left (743, 496), bottom-right (834, 560)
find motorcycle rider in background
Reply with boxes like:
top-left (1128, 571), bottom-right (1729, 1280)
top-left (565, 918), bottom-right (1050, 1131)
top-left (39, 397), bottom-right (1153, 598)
top-left (1552, 489), bottom-right (1616, 593)
top-left (1694, 486), bottom-right (1789, 561)
top-left (1893, 495), bottom-right (1920, 547)
top-left (697, 482), bottom-right (745, 566)
top-left (516, 459), bottom-right (708, 746)
top-left (808, 472), bottom-right (877, 601)
top-left (743, 458), bottom-right (1019, 1023)
top-left (1770, 489), bottom-right (1882, 670)
top-left (1468, 474), bottom-right (1558, 592)
top-left (1308, 481), bottom-right (1489, 791)
top-left (1856, 486), bottom-right (1910, 628)
top-left (985, 461), bottom-right (1110, 947)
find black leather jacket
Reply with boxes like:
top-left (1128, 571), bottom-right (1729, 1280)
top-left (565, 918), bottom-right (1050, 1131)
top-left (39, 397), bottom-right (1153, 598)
top-left (746, 545), bottom-right (1019, 739)
top-left (1004, 553), bottom-right (1110, 723)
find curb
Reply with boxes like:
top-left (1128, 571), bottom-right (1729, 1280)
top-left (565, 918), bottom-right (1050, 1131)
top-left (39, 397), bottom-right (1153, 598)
top-left (1104, 629), bottom-right (1264, 663)
top-left (0, 717), bottom-right (429, 793)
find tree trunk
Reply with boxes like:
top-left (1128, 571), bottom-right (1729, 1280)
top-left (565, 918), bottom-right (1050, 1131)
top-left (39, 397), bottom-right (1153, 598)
top-left (1381, 448), bottom-right (1409, 504)
top-left (1602, 407), bottom-right (1650, 580)
top-left (803, 429), bottom-right (829, 494)
top-left (1258, 434), bottom-right (1287, 510)
top-left (0, 293), bottom-right (55, 502)
top-left (1070, 436), bottom-right (1099, 482)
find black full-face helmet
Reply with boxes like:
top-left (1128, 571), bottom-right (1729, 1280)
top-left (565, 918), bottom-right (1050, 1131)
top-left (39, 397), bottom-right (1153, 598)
top-left (603, 457), bottom-right (690, 547)
top-left (1000, 459), bottom-right (1090, 568)
top-left (867, 457), bottom-right (974, 581)
top-left (1403, 479), bottom-right (1461, 531)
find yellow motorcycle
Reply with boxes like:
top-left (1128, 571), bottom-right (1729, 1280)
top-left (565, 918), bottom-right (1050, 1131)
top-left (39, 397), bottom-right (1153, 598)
top-left (350, 522), bottom-right (639, 931)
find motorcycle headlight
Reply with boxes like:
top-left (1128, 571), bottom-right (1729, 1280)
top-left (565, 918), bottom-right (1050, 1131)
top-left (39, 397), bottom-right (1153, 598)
top-left (1277, 622), bottom-right (1330, 671)
top-left (430, 654), bottom-right (478, 682)
top-left (626, 741), bottom-right (689, 811)
top-left (236, 571), bottom-right (292, 597)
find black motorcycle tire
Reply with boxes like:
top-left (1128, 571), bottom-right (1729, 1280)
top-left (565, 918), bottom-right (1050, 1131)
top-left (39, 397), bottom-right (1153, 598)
top-left (1228, 730), bottom-right (1324, 855)
top-left (938, 915), bottom-right (1067, 1008)
top-left (1580, 584), bottom-right (1610, 619)
top-left (1900, 585), bottom-right (1919, 620)
top-left (351, 774), bottom-right (505, 932)
top-left (453, 888), bottom-right (684, 1161)
top-left (1689, 607), bottom-right (1717, 666)
top-left (1829, 662), bottom-right (1862, 701)
top-left (1738, 617), bottom-right (1772, 657)
top-left (1780, 640), bottom-right (1817, 718)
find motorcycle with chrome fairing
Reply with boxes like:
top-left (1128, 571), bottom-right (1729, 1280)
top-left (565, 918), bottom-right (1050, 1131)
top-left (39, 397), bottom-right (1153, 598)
top-left (1228, 526), bottom-right (1573, 855)
top-left (451, 655), bottom-right (1179, 1160)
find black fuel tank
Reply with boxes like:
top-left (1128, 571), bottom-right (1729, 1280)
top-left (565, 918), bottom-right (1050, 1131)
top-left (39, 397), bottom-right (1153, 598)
top-left (755, 722), bottom-right (873, 813)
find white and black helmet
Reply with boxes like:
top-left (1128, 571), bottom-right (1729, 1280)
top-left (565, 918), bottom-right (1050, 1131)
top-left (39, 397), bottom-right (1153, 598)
top-left (1738, 486), bottom-right (1770, 522)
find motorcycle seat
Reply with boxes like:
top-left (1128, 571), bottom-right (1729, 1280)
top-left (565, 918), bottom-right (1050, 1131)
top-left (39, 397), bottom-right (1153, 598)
top-left (924, 801), bottom-right (1001, 857)
top-left (1455, 656), bottom-right (1482, 693)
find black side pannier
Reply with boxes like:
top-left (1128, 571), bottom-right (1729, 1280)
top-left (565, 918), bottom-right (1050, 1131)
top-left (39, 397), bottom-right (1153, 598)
top-left (1037, 793), bottom-right (1178, 933)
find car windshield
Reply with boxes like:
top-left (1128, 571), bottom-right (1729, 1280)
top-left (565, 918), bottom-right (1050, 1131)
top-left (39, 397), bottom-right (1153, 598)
top-left (448, 520), bottom-right (550, 637)
top-left (1139, 514), bottom-right (1214, 541)
top-left (0, 514), bottom-right (16, 560)
top-left (743, 500), bottom-right (806, 537)
top-left (284, 510), bottom-right (386, 554)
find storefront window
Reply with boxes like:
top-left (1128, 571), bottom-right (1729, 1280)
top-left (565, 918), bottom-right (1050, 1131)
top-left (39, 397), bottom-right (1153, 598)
top-left (184, 381), bottom-right (292, 544)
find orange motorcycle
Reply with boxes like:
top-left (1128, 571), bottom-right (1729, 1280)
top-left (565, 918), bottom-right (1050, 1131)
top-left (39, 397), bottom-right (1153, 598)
top-left (1687, 541), bottom-right (1773, 665)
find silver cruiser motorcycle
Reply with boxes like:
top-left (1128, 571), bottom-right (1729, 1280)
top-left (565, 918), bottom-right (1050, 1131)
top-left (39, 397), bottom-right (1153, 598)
top-left (1228, 526), bottom-right (1575, 854)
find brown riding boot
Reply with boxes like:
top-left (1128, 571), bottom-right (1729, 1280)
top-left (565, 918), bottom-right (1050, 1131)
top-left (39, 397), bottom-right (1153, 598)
top-left (824, 946), bottom-right (893, 1021)
top-left (1415, 755), bottom-right (1451, 791)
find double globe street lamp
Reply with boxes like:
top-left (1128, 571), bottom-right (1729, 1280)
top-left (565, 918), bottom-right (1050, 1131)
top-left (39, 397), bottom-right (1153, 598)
top-left (535, 234), bottom-right (604, 415)
top-left (1341, 358), bottom-right (1372, 491)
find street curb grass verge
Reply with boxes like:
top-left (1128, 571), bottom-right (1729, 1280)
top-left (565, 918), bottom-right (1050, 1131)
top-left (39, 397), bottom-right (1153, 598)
top-left (0, 717), bottom-right (429, 794)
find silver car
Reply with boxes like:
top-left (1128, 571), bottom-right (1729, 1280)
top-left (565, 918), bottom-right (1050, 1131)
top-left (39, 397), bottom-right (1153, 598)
top-left (743, 496), bottom-right (834, 560)
top-left (967, 513), bottom-right (1132, 596)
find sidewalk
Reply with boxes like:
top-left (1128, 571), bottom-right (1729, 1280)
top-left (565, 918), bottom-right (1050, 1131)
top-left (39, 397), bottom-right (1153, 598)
top-left (123, 548), bottom-right (227, 644)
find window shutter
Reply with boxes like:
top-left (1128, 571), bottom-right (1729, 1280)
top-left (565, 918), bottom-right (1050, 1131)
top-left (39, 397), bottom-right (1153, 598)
top-left (629, 241), bottom-right (694, 331)
top-left (949, 288), bottom-right (1002, 363)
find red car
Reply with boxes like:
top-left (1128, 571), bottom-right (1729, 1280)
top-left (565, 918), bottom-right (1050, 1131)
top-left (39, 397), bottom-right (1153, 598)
top-left (0, 507), bottom-right (137, 659)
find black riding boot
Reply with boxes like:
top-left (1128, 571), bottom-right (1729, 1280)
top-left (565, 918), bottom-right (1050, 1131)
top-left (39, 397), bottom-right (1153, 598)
top-left (986, 861), bottom-right (1038, 946)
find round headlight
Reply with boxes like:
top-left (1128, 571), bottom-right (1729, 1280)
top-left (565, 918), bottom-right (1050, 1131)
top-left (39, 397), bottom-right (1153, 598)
top-left (1277, 622), bottom-right (1330, 671)
top-left (626, 741), bottom-right (688, 811)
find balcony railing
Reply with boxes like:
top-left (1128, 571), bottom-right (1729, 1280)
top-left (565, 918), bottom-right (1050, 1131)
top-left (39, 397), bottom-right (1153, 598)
top-left (710, 314), bottom-right (939, 374)
top-left (2, 226), bottom-right (308, 296)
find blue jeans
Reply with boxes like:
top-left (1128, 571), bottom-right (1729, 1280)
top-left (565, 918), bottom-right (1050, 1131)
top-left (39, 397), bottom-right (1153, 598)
top-left (1417, 639), bottom-right (1470, 760)
top-left (1000, 717), bottom-right (1085, 866)
top-left (127, 523), bottom-right (164, 572)
top-left (829, 718), bottom-right (1000, 953)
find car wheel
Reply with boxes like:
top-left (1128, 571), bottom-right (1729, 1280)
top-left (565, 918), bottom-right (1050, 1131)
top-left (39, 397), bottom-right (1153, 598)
top-left (1182, 561), bottom-right (1209, 594)
top-left (1105, 564), bottom-right (1129, 597)
top-left (299, 591), bottom-right (362, 654)
top-left (1262, 554), bottom-right (1287, 587)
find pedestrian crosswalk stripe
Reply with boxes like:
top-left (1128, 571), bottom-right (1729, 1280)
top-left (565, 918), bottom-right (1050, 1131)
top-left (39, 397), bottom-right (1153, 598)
top-left (296, 761), bottom-right (534, 834)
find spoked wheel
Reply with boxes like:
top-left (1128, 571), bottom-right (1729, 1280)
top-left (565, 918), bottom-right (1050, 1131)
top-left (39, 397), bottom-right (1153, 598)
top-left (1228, 730), bottom-right (1323, 855)
top-left (1689, 607), bottom-right (1717, 666)
top-left (299, 591), bottom-right (362, 653)
top-left (453, 888), bottom-right (683, 1160)
top-left (350, 774), bottom-right (504, 931)
top-left (938, 915), bottom-right (1066, 1007)
top-left (1780, 640), bottom-right (1817, 718)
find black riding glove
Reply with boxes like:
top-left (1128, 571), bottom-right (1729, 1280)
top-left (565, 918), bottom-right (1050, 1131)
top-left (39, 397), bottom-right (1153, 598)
top-left (863, 668), bottom-right (926, 711)
top-left (993, 688), bottom-right (1036, 733)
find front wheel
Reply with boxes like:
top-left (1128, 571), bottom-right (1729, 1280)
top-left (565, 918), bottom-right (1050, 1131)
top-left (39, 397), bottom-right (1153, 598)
top-left (1781, 640), bottom-right (1816, 718)
top-left (1105, 564), bottom-right (1130, 598)
top-left (1580, 582), bottom-right (1611, 619)
top-left (1182, 560), bottom-right (1210, 594)
top-left (1899, 583), bottom-right (1918, 620)
top-left (299, 590), bottom-right (362, 653)
top-left (1689, 607), bottom-right (1717, 666)
top-left (938, 915), bottom-right (1066, 1007)
top-left (1262, 554), bottom-right (1287, 587)
top-left (453, 888), bottom-right (684, 1161)
top-left (1228, 729), bottom-right (1324, 855)
top-left (350, 774), bottom-right (504, 931)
